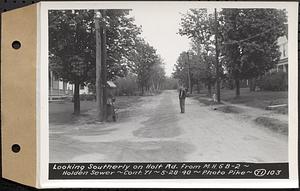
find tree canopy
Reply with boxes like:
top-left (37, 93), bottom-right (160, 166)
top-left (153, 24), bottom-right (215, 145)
top-left (49, 9), bottom-right (142, 115)
top-left (49, 9), bottom-right (141, 86)
top-left (177, 9), bottom-right (217, 94)
top-left (220, 8), bottom-right (287, 95)
top-left (129, 39), bottom-right (165, 94)
top-left (176, 8), bottom-right (287, 96)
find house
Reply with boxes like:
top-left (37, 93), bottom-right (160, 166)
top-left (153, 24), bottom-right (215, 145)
top-left (49, 70), bottom-right (94, 101)
top-left (276, 35), bottom-right (288, 72)
top-left (49, 71), bottom-right (73, 101)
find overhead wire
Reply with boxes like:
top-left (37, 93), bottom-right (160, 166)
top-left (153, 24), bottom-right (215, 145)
top-left (221, 25), bottom-right (280, 45)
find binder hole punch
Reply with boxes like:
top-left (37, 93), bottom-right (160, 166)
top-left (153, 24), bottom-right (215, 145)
top-left (11, 144), bottom-right (21, 153)
top-left (12, 41), bottom-right (21, 49)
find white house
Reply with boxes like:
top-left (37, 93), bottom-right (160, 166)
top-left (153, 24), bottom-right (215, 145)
top-left (276, 35), bottom-right (288, 72)
top-left (49, 71), bottom-right (91, 101)
top-left (49, 71), bottom-right (73, 101)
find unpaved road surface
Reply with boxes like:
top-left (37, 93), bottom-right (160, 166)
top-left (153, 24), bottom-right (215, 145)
top-left (50, 90), bottom-right (288, 163)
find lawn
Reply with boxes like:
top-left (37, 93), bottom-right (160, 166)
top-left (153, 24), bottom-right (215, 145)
top-left (193, 88), bottom-right (288, 114)
top-left (220, 88), bottom-right (288, 110)
top-left (49, 96), bottom-right (142, 125)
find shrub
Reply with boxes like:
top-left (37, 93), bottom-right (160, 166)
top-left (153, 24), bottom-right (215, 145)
top-left (258, 71), bottom-right (288, 91)
top-left (115, 74), bottom-right (138, 96)
top-left (162, 77), bottom-right (178, 90)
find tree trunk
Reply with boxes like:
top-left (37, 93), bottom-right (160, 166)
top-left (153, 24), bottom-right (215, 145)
top-left (141, 86), bottom-right (144, 95)
top-left (235, 78), bottom-right (240, 97)
top-left (100, 14), bottom-right (108, 122)
top-left (207, 82), bottom-right (212, 97)
top-left (95, 13), bottom-right (102, 121)
top-left (249, 78), bottom-right (256, 92)
top-left (229, 80), bottom-right (234, 90)
top-left (73, 82), bottom-right (80, 115)
top-left (197, 81), bottom-right (200, 94)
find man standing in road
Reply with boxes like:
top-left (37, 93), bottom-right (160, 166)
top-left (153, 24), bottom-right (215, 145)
top-left (179, 87), bottom-right (187, 113)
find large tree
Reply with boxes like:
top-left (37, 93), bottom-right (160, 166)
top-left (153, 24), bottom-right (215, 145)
top-left (220, 8), bottom-right (287, 96)
top-left (105, 10), bottom-right (141, 80)
top-left (49, 9), bottom-right (140, 114)
top-left (178, 9), bottom-right (217, 95)
top-left (49, 10), bottom-right (95, 115)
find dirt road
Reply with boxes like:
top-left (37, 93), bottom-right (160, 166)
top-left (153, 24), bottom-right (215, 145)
top-left (50, 90), bottom-right (288, 163)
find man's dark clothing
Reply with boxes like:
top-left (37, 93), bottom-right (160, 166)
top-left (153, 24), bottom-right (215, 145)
top-left (179, 89), bottom-right (186, 113)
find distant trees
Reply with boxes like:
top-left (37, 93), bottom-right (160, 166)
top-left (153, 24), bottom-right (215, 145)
top-left (173, 50), bottom-right (215, 95)
top-left (195, 51), bottom-right (216, 95)
top-left (173, 52), bottom-right (189, 88)
top-left (115, 73), bottom-right (138, 96)
top-left (150, 57), bottom-right (166, 91)
top-left (129, 39), bottom-right (165, 95)
top-left (162, 77), bottom-right (178, 90)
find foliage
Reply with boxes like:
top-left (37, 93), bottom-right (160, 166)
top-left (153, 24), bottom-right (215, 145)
top-left (177, 9), bottom-right (218, 94)
top-left (257, 71), bottom-right (288, 91)
top-left (129, 39), bottom-right (165, 94)
top-left (49, 10), bottom-right (96, 85)
top-left (115, 73), bottom-right (139, 96)
top-left (49, 9), bottom-right (141, 84)
top-left (178, 9), bottom-right (214, 45)
top-left (49, 9), bottom-right (141, 114)
top-left (173, 51), bottom-right (189, 86)
top-left (219, 8), bottom-right (287, 95)
top-left (173, 50), bottom-right (216, 94)
top-left (162, 77), bottom-right (178, 90)
top-left (104, 10), bottom-right (141, 80)
top-left (173, 51), bottom-right (193, 87)
top-left (149, 58), bottom-right (166, 91)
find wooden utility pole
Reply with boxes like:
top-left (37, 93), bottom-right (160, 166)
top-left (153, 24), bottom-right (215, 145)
top-left (95, 10), bottom-right (103, 121)
top-left (95, 10), bottom-right (108, 122)
top-left (186, 52), bottom-right (192, 94)
top-left (214, 8), bottom-right (221, 103)
top-left (101, 10), bottom-right (108, 121)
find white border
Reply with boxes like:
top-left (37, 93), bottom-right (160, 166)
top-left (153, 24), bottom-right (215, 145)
top-left (38, 1), bottom-right (299, 188)
top-left (36, 2), bottom-right (41, 188)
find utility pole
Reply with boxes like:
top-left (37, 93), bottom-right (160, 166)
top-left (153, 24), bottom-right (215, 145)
top-left (95, 10), bottom-right (107, 122)
top-left (214, 8), bottom-right (221, 103)
top-left (186, 52), bottom-right (192, 94)
top-left (101, 10), bottom-right (108, 121)
top-left (95, 10), bottom-right (103, 121)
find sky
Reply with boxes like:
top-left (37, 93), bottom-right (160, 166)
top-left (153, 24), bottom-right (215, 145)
top-left (129, 6), bottom-right (191, 77)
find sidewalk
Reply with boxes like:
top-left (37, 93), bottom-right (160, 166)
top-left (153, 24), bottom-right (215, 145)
top-left (193, 95), bottom-right (288, 135)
